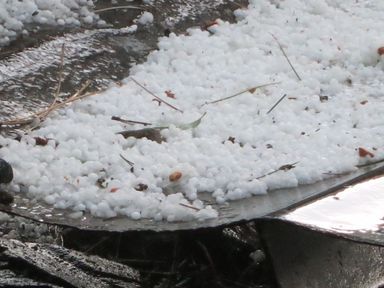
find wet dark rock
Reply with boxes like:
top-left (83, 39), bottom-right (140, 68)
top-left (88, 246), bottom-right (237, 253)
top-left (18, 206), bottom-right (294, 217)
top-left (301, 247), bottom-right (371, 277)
top-left (0, 159), bottom-right (13, 184)
top-left (0, 238), bottom-right (140, 288)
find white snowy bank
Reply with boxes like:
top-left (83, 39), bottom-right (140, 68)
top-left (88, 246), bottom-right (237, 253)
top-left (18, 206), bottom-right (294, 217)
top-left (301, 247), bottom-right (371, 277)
top-left (1, 0), bottom-right (384, 222)
top-left (0, 0), bottom-right (99, 45)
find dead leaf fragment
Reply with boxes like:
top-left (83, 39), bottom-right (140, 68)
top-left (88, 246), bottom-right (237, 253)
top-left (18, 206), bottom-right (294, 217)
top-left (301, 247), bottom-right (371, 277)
top-left (202, 20), bottom-right (219, 30)
top-left (165, 90), bottom-right (176, 99)
top-left (169, 171), bottom-right (182, 182)
top-left (358, 147), bottom-right (374, 158)
top-left (319, 95), bottom-right (329, 102)
top-left (278, 163), bottom-right (298, 171)
top-left (117, 128), bottom-right (164, 143)
top-left (135, 184), bottom-right (148, 191)
top-left (227, 136), bottom-right (236, 143)
top-left (34, 137), bottom-right (49, 146)
top-left (360, 100), bottom-right (368, 105)
top-left (378, 47), bottom-right (384, 56)
top-left (248, 87), bottom-right (257, 94)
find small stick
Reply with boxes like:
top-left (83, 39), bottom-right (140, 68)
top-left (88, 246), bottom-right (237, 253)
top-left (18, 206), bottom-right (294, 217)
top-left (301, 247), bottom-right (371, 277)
top-left (131, 77), bottom-right (183, 113)
top-left (0, 81), bottom-right (92, 127)
top-left (179, 203), bottom-right (200, 211)
top-left (54, 44), bottom-right (65, 100)
top-left (255, 161), bottom-right (299, 180)
top-left (203, 82), bottom-right (280, 106)
top-left (120, 154), bottom-right (134, 166)
top-left (36, 44), bottom-right (66, 122)
top-left (111, 116), bottom-right (152, 126)
top-left (37, 80), bottom-right (92, 119)
top-left (93, 6), bottom-right (144, 13)
top-left (231, 2), bottom-right (246, 9)
top-left (267, 94), bottom-right (287, 114)
top-left (270, 33), bottom-right (302, 81)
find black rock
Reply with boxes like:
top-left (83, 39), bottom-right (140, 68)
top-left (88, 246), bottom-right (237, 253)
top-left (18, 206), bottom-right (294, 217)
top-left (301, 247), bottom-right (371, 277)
top-left (0, 159), bottom-right (13, 184)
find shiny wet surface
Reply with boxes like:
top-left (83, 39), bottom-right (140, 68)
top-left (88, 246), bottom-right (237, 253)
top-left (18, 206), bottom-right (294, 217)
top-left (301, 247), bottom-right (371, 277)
top-left (280, 168), bottom-right (384, 246)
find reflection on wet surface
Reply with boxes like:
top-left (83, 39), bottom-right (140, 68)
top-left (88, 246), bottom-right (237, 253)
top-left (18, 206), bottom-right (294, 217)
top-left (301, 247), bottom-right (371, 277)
top-left (283, 174), bottom-right (384, 234)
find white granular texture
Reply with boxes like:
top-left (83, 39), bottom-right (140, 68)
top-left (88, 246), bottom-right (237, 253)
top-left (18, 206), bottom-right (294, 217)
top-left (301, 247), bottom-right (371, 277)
top-left (0, 0), bottom-right (98, 45)
top-left (1, 0), bottom-right (384, 222)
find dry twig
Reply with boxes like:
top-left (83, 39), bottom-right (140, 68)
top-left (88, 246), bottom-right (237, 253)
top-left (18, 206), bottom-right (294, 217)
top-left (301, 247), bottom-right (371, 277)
top-left (179, 203), bottom-right (200, 211)
top-left (131, 77), bottom-right (183, 113)
top-left (93, 6), bottom-right (144, 13)
top-left (254, 161), bottom-right (299, 180)
top-left (111, 116), bottom-right (152, 126)
top-left (120, 154), bottom-right (135, 166)
top-left (202, 82), bottom-right (280, 106)
top-left (267, 94), bottom-right (287, 114)
top-left (270, 33), bottom-right (302, 81)
top-left (0, 81), bottom-right (92, 127)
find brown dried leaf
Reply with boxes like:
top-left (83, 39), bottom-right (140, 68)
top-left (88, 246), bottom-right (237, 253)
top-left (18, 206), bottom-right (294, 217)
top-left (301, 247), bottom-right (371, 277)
top-left (169, 171), bottom-right (182, 182)
top-left (117, 128), bottom-right (164, 143)
top-left (34, 137), bottom-right (49, 146)
top-left (165, 90), bottom-right (176, 99)
top-left (248, 87), bottom-right (257, 94)
top-left (358, 147), bottom-right (374, 158)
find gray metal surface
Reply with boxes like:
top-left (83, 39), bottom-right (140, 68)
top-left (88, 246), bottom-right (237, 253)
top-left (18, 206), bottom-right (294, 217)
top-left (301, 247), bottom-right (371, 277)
top-left (1, 164), bottom-right (383, 232)
top-left (271, 165), bottom-right (384, 246)
top-left (258, 220), bottom-right (384, 288)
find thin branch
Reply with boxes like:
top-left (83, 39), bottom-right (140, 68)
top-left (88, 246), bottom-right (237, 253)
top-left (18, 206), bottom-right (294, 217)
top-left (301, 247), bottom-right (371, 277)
top-left (130, 77), bottom-right (183, 113)
top-left (111, 116), bottom-right (152, 126)
top-left (179, 203), bottom-right (200, 211)
top-left (255, 161), bottom-right (299, 180)
top-left (202, 82), bottom-right (280, 106)
top-left (93, 6), bottom-right (144, 13)
top-left (266, 94), bottom-right (287, 114)
top-left (120, 154), bottom-right (134, 166)
top-left (0, 81), bottom-right (92, 127)
top-left (270, 33), bottom-right (302, 81)
top-left (54, 44), bottom-right (65, 100)
top-left (36, 44), bottom-right (66, 122)
top-left (37, 80), bottom-right (92, 120)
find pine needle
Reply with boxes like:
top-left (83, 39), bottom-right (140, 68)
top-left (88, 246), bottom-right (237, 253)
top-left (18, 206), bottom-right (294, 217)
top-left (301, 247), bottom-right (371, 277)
top-left (203, 82), bottom-right (280, 106)
top-left (120, 154), bottom-right (135, 166)
top-left (111, 116), bottom-right (152, 126)
top-left (266, 94), bottom-right (287, 114)
top-left (179, 203), bottom-right (200, 211)
top-left (93, 6), bottom-right (144, 13)
top-left (270, 33), bottom-right (302, 81)
top-left (255, 161), bottom-right (299, 180)
top-left (131, 77), bottom-right (183, 113)
top-left (0, 81), bottom-right (92, 127)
